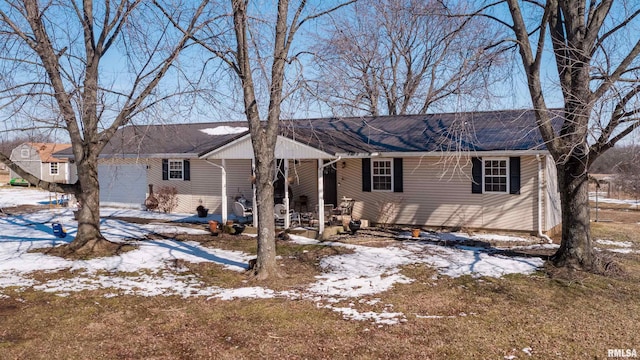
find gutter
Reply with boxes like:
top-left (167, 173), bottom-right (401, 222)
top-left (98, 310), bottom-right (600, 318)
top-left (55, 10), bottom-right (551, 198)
top-left (536, 155), bottom-right (554, 244)
top-left (335, 150), bottom-right (550, 159)
top-left (322, 156), bottom-right (342, 169)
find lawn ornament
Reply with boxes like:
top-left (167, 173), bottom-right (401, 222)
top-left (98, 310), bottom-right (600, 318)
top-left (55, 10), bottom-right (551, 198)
top-left (52, 222), bottom-right (67, 238)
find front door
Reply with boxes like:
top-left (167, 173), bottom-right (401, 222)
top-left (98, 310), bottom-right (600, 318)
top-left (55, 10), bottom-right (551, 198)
top-left (323, 160), bottom-right (338, 207)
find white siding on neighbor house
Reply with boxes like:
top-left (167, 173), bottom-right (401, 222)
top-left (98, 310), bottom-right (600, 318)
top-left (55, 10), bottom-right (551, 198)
top-left (9, 144), bottom-right (41, 180)
top-left (335, 156), bottom-right (541, 232)
top-left (9, 143), bottom-right (75, 184)
top-left (41, 161), bottom-right (70, 183)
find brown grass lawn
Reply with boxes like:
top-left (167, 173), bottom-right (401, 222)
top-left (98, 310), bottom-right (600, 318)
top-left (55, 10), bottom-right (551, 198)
top-left (0, 209), bottom-right (639, 359)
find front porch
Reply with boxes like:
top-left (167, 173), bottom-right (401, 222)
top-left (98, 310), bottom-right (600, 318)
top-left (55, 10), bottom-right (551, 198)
top-left (199, 134), bottom-right (350, 237)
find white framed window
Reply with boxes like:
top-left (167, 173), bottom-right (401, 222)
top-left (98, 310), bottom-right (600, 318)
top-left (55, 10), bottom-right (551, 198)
top-left (372, 159), bottom-right (393, 191)
top-left (21, 149), bottom-right (30, 158)
top-left (50, 162), bottom-right (59, 175)
top-left (168, 159), bottom-right (184, 180)
top-left (483, 158), bottom-right (508, 193)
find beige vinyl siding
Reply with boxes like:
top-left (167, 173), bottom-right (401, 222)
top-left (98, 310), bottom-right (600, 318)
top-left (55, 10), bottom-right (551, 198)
top-left (147, 158), bottom-right (198, 214)
top-left (483, 157), bottom-right (536, 230)
top-left (289, 159), bottom-right (318, 211)
top-left (97, 154), bottom-right (555, 233)
top-left (147, 159), bottom-right (209, 214)
top-left (144, 158), bottom-right (254, 215)
top-left (336, 156), bottom-right (540, 232)
top-left (225, 159), bottom-right (254, 210)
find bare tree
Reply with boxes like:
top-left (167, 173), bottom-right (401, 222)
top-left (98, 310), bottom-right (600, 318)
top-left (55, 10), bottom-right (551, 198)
top-left (230, 0), bottom-right (356, 279)
top-left (312, 0), bottom-right (506, 116)
top-left (479, 0), bottom-right (640, 271)
top-left (162, 0), bottom-right (354, 279)
top-left (0, 0), bottom-right (208, 254)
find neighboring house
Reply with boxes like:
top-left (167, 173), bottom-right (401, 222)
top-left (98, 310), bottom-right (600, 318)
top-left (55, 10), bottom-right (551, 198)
top-left (0, 162), bottom-right (8, 185)
top-left (55, 109), bottom-right (563, 236)
top-left (10, 143), bottom-right (78, 184)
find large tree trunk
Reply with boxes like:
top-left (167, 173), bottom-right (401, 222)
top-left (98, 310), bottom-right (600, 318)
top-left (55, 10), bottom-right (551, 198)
top-left (502, 0), bottom-right (640, 274)
top-left (69, 154), bottom-right (111, 254)
top-left (252, 152), bottom-right (280, 279)
top-left (552, 154), bottom-right (595, 269)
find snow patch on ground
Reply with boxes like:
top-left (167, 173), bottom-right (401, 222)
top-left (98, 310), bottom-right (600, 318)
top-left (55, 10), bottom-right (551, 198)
top-left (596, 239), bottom-right (633, 248)
top-left (470, 233), bottom-right (536, 243)
top-left (590, 192), bottom-right (640, 208)
top-left (0, 188), bottom-right (551, 325)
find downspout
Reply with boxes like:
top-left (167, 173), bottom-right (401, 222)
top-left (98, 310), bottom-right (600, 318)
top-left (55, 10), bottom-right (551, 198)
top-left (536, 155), bottom-right (553, 243)
top-left (284, 158), bottom-right (290, 229)
top-left (252, 159), bottom-right (257, 228)
top-left (317, 156), bottom-right (342, 236)
top-left (205, 159), bottom-right (227, 224)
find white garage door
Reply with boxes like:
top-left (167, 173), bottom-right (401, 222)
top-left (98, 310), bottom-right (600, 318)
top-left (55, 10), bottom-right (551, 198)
top-left (98, 164), bottom-right (147, 208)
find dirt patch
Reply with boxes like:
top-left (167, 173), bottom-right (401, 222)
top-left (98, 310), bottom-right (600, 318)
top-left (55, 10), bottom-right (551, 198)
top-left (591, 207), bottom-right (640, 223)
top-left (0, 204), bottom-right (52, 216)
top-left (0, 303), bottom-right (19, 317)
top-left (33, 239), bottom-right (137, 260)
top-left (325, 227), bottom-right (399, 247)
top-left (106, 216), bottom-right (166, 225)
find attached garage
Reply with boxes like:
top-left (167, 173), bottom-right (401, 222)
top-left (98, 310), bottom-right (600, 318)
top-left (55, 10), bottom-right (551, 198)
top-left (98, 164), bottom-right (147, 208)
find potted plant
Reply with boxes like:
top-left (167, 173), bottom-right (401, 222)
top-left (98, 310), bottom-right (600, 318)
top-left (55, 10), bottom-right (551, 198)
top-left (348, 219), bottom-right (361, 235)
top-left (196, 205), bottom-right (209, 217)
top-left (208, 220), bottom-right (219, 235)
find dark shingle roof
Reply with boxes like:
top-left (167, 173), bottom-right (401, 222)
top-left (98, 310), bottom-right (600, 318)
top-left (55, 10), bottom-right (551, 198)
top-left (97, 121), bottom-right (250, 157)
top-left (283, 109), bottom-right (560, 154)
top-left (55, 109), bottom-right (560, 158)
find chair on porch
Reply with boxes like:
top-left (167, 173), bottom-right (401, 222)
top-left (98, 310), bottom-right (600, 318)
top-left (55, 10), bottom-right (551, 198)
top-left (315, 204), bottom-right (335, 225)
top-left (274, 203), bottom-right (300, 228)
top-left (232, 201), bottom-right (252, 224)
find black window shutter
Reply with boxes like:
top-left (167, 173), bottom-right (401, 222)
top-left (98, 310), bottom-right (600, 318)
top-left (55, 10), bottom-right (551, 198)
top-left (509, 157), bottom-right (520, 194)
top-left (162, 159), bottom-right (168, 180)
top-left (362, 158), bottom-right (371, 192)
top-left (393, 158), bottom-right (403, 192)
top-left (183, 160), bottom-right (191, 181)
top-left (471, 157), bottom-right (482, 194)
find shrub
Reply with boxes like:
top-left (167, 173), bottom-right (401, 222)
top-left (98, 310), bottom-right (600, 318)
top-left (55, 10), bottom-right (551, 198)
top-left (156, 186), bottom-right (179, 213)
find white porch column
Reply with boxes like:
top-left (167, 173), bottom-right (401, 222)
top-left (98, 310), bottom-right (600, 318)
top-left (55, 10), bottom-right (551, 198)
top-left (221, 159), bottom-right (227, 224)
top-left (317, 158), bottom-right (325, 235)
top-left (205, 160), bottom-right (228, 224)
top-left (284, 159), bottom-right (290, 228)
